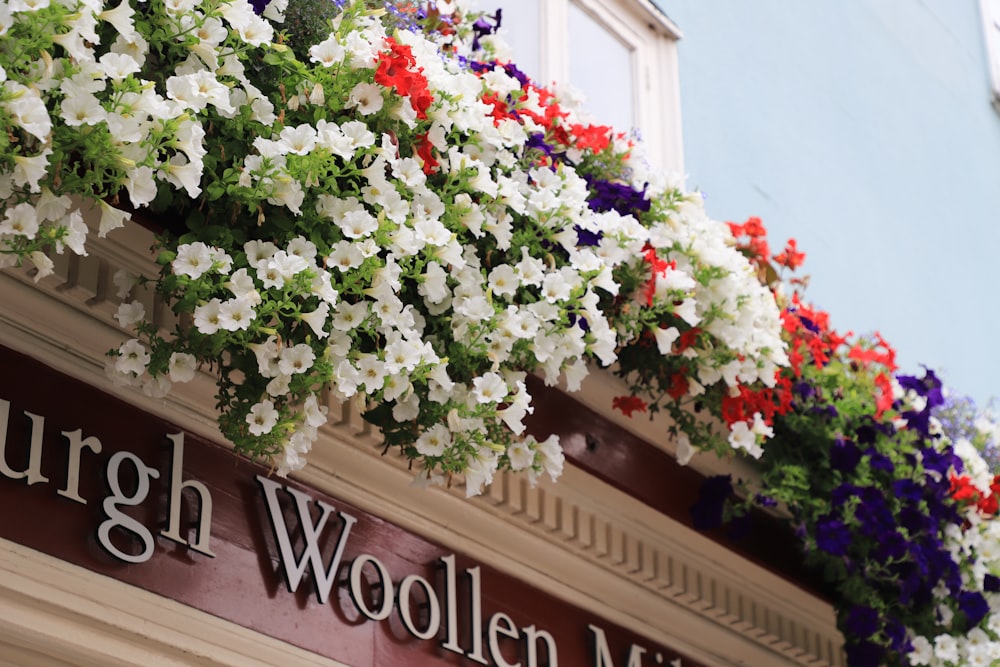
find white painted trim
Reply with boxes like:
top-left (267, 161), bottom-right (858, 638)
top-left (980, 0), bottom-right (1000, 110)
top-left (0, 539), bottom-right (348, 667)
top-left (570, 0), bottom-right (685, 171)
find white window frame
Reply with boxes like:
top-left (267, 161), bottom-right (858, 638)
top-left (979, 0), bottom-right (1000, 112)
top-left (495, 0), bottom-right (685, 172)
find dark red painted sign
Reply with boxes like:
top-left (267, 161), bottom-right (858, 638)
top-left (0, 344), bottom-right (703, 667)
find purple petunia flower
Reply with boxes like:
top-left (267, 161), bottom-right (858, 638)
top-left (958, 590), bottom-right (990, 628)
top-left (830, 438), bottom-right (862, 472)
top-left (844, 605), bottom-right (880, 639)
top-left (471, 10), bottom-right (502, 51)
top-left (584, 176), bottom-right (651, 218)
top-left (690, 475), bottom-right (733, 531)
top-left (844, 640), bottom-right (884, 667)
top-left (815, 514), bottom-right (852, 556)
top-left (574, 225), bottom-right (602, 247)
top-left (865, 449), bottom-right (895, 474)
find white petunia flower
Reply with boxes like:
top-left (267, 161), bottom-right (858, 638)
top-left (193, 298), bottom-right (224, 334)
top-left (160, 155), bottom-right (203, 198)
top-left (98, 52), bottom-right (141, 80)
top-left (356, 354), bottom-right (387, 392)
top-left (124, 166), bottom-right (157, 207)
top-left (332, 300), bottom-right (368, 331)
top-left (60, 94), bottom-right (105, 126)
top-left (218, 298), bottom-right (256, 331)
top-left (98, 201), bottom-right (131, 238)
top-left (507, 439), bottom-right (535, 471)
top-left (225, 268), bottom-right (260, 305)
top-left (115, 339), bottom-right (150, 375)
top-left (346, 82), bottom-right (384, 115)
top-left (0, 202), bottom-right (39, 239)
top-left (168, 352), bottom-right (198, 383)
top-left (673, 298), bottom-right (702, 327)
top-left (12, 149), bottom-right (51, 193)
top-left (300, 302), bottom-right (330, 338)
top-left (278, 124), bottom-right (317, 155)
top-left (278, 344), bottom-right (315, 375)
top-left (472, 372), bottom-right (507, 404)
top-left (6, 84), bottom-right (51, 141)
top-left (416, 424), bottom-right (451, 457)
top-left (488, 264), bottom-right (518, 298)
top-left (99, 1), bottom-right (138, 41)
top-left (172, 242), bottom-right (215, 279)
top-left (59, 211), bottom-right (88, 256)
top-left (249, 336), bottom-right (280, 377)
top-left (286, 236), bottom-right (317, 261)
top-left (310, 271), bottom-right (339, 304)
top-left (114, 301), bottom-right (145, 328)
top-left (28, 251), bottom-right (54, 282)
top-left (246, 400), bottom-right (279, 436)
top-left (112, 269), bottom-right (136, 299)
top-left (653, 326), bottom-right (681, 355)
top-left (266, 373), bottom-right (291, 397)
top-left (303, 394), bottom-right (327, 428)
top-left (309, 36), bottom-right (346, 67)
top-left (244, 240), bottom-right (278, 269)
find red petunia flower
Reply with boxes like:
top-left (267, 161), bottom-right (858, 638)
top-left (773, 238), bottom-right (805, 270)
top-left (666, 373), bottom-right (689, 400)
top-left (873, 372), bottom-right (894, 419)
top-left (612, 395), bottom-right (648, 418)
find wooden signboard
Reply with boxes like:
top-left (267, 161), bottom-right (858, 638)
top-left (0, 344), bottom-right (705, 667)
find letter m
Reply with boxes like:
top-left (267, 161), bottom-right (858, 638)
top-left (256, 475), bottom-right (358, 604)
top-left (589, 624), bottom-right (647, 667)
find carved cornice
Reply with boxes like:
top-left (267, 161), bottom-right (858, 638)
top-left (0, 214), bottom-right (845, 667)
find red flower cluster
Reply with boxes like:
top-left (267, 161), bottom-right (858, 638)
top-left (569, 122), bottom-right (612, 154)
top-left (612, 395), bottom-right (648, 418)
top-left (720, 376), bottom-right (794, 428)
top-left (375, 38), bottom-right (433, 119)
top-left (727, 216), bottom-right (770, 264)
top-left (517, 85), bottom-right (571, 145)
top-left (781, 293), bottom-right (848, 376)
top-left (415, 132), bottom-right (439, 175)
top-left (720, 217), bottom-right (902, 427)
top-left (847, 332), bottom-right (897, 372)
top-left (773, 238), bottom-right (805, 270)
top-left (642, 243), bottom-right (675, 306)
top-left (950, 474), bottom-right (1000, 516)
top-left (469, 62), bottom-right (627, 170)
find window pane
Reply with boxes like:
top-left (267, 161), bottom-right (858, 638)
top-left (567, 2), bottom-right (635, 130)
top-left (488, 0), bottom-right (542, 81)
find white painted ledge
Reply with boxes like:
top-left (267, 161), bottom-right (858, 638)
top-left (0, 539), bottom-right (348, 667)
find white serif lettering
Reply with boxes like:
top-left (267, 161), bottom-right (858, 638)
top-left (256, 475), bottom-right (358, 604)
top-left (589, 624), bottom-right (648, 667)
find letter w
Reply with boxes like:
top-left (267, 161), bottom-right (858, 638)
top-left (256, 475), bottom-right (358, 604)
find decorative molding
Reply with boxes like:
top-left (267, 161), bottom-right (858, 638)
top-left (0, 217), bottom-right (845, 667)
top-left (0, 539), bottom-right (348, 667)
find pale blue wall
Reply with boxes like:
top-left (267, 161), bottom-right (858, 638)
top-left (660, 1), bottom-right (1000, 405)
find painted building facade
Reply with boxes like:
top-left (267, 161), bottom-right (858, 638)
top-left (659, 0), bottom-right (1000, 403)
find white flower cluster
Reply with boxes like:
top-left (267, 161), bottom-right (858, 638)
top-left (9, 0), bottom-right (788, 492)
top-left (0, 0), bottom-right (276, 270)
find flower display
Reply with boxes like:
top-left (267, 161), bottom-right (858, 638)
top-left (0, 0), bottom-right (786, 493)
top-left (665, 219), bottom-right (1000, 666)
top-left (5, 0), bottom-right (1000, 662)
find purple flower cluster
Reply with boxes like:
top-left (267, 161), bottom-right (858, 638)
top-left (695, 365), bottom-right (983, 666)
top-left (583, 176), bottom-right (651, 218)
